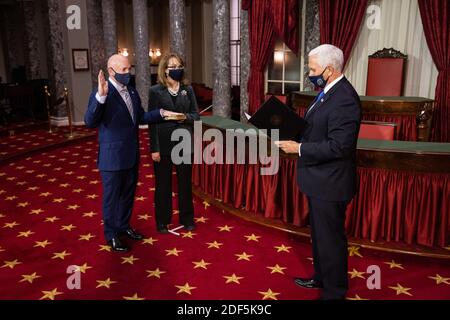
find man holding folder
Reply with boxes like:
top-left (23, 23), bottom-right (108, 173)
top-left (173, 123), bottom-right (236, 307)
top-left (276, 44), bottom-right (361, 300)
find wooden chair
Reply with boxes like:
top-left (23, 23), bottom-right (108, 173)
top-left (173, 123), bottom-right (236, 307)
top-left (358, 120), bottom-right (397, 140)
top-left (366, 48), bottom-right (407, 96)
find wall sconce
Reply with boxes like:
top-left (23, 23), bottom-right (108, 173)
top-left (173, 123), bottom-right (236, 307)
top-left (274, 51), bottom-right (284, 63)
top-left (149, 48), bottom-right (162, 64)
top-left (119, 48), bottom-right (129, 57)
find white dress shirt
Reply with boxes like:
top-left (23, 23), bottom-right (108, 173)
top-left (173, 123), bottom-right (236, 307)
top-left (299, 74), bottom-right (345, 156)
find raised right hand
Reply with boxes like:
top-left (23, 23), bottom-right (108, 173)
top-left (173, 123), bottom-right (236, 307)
top-left (151, 152), bottom-right (161, 162)
top-left (98, 70), bottom-right (108, 97)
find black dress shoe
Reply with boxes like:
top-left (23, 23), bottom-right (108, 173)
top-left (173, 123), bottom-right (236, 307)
top-left (156, 224), bottom-right (169, 234)
top-left (124, 228), bottom-right (143, 240)
top-left (294, 277), bottom-right (323, 289)
top-left (107, 237), bottom-right (129, 252)
top-left (183, 223), bottom-right (196, 231)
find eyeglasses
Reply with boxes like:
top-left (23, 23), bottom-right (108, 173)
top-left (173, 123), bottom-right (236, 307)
top-left (167, 65), bottom-right (184, 69)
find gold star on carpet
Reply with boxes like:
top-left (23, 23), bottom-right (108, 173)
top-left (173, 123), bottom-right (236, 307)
top-left (388, 283), bottom-right (412, 296)
top-left (67, 204), bottom-right (80, 210)
top-left (79, 233), bottom-right (95, 241)
top-left (47, 178), bottom-right (57, 183)
top-left (223, 273), bottom-right (243, 284)
top-left (175, 282), bottom-right (196, 295)
top-left (135, 196), bottom-right (146, 201)
top-left (52, 250), bottom-right (71, 260)
top-left (27, 186), bottom-right (39, 191)
top-left (142, 237), bottom-right (158, 245)
top-left (195, 216), bottom-right (208, 223)
top-left (146, 268), bottom-right (166, 278)
top-left (165, 248), bottom-right (183, 256)
top-left (45, 216), bottom-right (59, 223)
top-left (428, 274), bottom-right (450, 285)
top-left (40, 288), bottom-right (63, 300)
top-left (17, 202), bottom-right (29, 207)
top-left (82, 211), bottom-right (97, 218)
top-left (121, 255), bottom-right (139, 265)
top-left (0, 213), bottom-right (5, 218)
top-left (64, 172), bottom-right (74, 175)
top-left (218, 225), bottom-right (233, 232)
top-left (245, 233), bottom-right (261, 242)
top-left (3, 221), bottom-right (20, 228)
top-left (181, 231), bottom-right (196, 239)
top-left (17, 230), bottom-right (34, 238)
top-left (5, 196), bottom-right (18, 201)
top-left (267, 264), bottom-right (286, 274)
top-left (98, 244), bottom-right (111, 252)
top-left (29, 209), bottom-right (44, 215)
top-left (202, 201), bottom-right (210, 210)
top-left (274, 244), bottom-right (291, 253)
top-left (348, 268), bottom-right (366, 279)
top-left (34, 240), bottom-right (52, 248)
top-left (235, 252), bottom-right (253, 261)
top-left (19, 272), bottom-right (41, 284)
top-left (0, 190), bottom-right (5, 194)
top-left (60, 224), bottom-right (76, 231)
top-left (348, 246), bottom-right (363, 257)
top-left (39, 192), bottom-right (52, 197)
top-left (75, 263), bottom-right (92, 273)
top-left (384, 260), bottom-right (404, 270)
top-left (206, 241), bottom-right (223, 249)
top-left (72, 188), bottom-right (83, 193)
top-left (76, 176), bottom-right (87, 180)
top-left (52, 198), bottom-right (65, 203)
top-left (123, 293), bottom-right (144, 300)
top-left (192, 259), bottom-right (211, 270)
top-left (36, 174), bottom-right (46, 178)
top-left (96, 278), bottom-right (117, 289)
top-left (89, 180), bottom-right (100, 184)
top-left (258, 288), bottom-right (280, 300)
top-left (6, 176), bottom-right (17, 181)
top-left (138, 214), bottom-right (151, 220)
top-left (347, 294), bottom-right (369, 300)
top-left (2, 259), bottom-right (22, 269)
top-left (86, 194), bottom-right (98, 199)
top-left (16, 181), bottom-right (27, 186)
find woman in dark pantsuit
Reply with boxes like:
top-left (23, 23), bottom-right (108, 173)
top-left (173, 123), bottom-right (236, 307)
top-left (148, 53), bottom-right (200, 233)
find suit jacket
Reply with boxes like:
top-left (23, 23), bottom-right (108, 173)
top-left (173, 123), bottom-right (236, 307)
top-left (84, 81), bottom-right (163, 171)
top-left (297, 77), bottom-right (361, 202)
top-left (148, 83), bottom-right (200, 156)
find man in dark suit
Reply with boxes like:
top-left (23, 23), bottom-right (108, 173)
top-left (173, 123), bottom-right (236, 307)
top-left (276, 44), bottom-right (361, 299)
top-left (85, 54), bottom-right (181, 252)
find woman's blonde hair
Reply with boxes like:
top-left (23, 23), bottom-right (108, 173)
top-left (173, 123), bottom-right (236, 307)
top-left (157, 53), bottom-right (189, 86)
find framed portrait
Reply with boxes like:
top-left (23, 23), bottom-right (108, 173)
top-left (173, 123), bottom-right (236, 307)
top-left (72, 49), bottom-right (89, 71)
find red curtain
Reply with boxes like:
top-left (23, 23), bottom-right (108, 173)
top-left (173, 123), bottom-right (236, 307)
top-left (418, 0), bottom-right (450, 142)
top-left (243, 0), bottom-right (299, 114)
top-left (319, 0), bottom-right (368, 67)
top-left (193, 159), bottom-right (450, 248)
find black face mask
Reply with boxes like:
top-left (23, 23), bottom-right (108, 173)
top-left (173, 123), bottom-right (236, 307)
top-left (167, 68), bottom-right (184, 82)
top-left (308, 67), bottom-right (329, 89)
top-left (111, 68), bottom-right (131, 86)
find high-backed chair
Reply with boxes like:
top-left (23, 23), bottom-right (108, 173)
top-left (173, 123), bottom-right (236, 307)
top-left (366, 48), bottom-right (407, 96)
top-left (358, 120), bottom-right (397, 141)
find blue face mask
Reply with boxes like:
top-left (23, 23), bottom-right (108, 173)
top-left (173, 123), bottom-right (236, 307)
top-left (112, 68), bottom-right (131, 86)
top-left (308, 67), bottom-right (329, 89)
top-left (168, 68), bottom-right (184, 82)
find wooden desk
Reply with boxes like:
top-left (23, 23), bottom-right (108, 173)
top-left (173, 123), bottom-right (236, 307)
top-left (290, 91), bottom-right (434, 142)
top-left (193, 116), bottom-right (450, 250)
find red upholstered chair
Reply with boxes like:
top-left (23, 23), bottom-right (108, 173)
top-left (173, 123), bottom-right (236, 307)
top-left (366, 48), bottom-right (407, 96)
top-left (358, 120), bottom-right (397, 140)
top-left (265, 94), bottom-right (287, 104)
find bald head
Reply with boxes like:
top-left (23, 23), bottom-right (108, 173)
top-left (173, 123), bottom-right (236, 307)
top-left (107, 54), bottom-right (131, 81)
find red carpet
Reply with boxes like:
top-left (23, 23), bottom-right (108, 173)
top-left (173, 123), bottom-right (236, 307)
top-left (0, 130), bottom-right (449, 300)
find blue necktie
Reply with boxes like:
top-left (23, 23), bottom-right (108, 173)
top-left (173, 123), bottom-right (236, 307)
top-left (306, 91), bottom-right (325, 116)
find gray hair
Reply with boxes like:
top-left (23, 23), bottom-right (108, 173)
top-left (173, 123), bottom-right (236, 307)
top-left (308, 44), bottom-right (344, 72)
